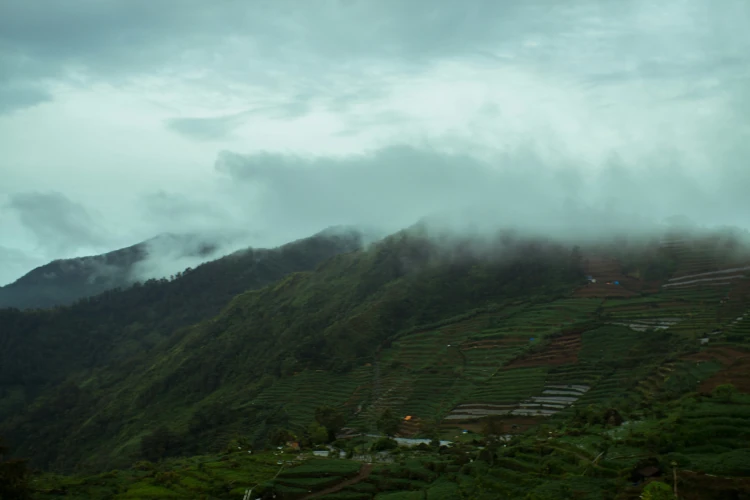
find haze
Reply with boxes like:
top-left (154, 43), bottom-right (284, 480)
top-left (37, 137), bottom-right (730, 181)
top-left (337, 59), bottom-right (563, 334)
top-left (1, 0), bottom-right (749, 285)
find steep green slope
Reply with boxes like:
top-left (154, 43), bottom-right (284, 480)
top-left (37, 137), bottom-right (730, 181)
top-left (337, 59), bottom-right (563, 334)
top-left (0, 230), bottom-right (363, 460)
top-left (2, 230), bottom-right (582, 471)
top-left (4, 226), bottom-right (750, 499)
top-left (3, 227), bottom-right (750, 499)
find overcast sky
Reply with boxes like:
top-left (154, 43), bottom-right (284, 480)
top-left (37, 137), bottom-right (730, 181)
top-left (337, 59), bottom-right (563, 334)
top-left (1, 0), bottom-right (749, 285)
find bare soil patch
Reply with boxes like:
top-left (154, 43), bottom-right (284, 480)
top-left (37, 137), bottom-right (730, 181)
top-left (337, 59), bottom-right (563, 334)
top-left (503, 332), bottom-right (582, 369)
top-left (683, 347), bottom-right (750, 394)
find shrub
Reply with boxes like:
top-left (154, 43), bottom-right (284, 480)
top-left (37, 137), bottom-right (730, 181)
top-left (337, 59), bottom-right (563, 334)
top-left (641, 481), bottom-right (673, 500)
top-left (712, 384), bottom-right (737, 403)
top-left (372, 437), bottom-right (399, 452)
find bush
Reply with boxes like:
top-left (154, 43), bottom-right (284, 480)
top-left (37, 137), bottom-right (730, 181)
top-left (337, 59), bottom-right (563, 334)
top-left (712, 384), bottom-right (737, 403)
top-left (641, 481), bottom-right (673, 500)
top-left (372, 437), bottom-right (399, 452)
top-left (154, 471), bottom-right (179, 485)
top-left (133, 460), bottom-right (155, 471)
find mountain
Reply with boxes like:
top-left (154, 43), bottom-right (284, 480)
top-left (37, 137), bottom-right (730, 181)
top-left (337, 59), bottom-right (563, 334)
top-left (2, 225), bottom-right (750, 499)
top-left (0, 233), bottom-right (237, 310)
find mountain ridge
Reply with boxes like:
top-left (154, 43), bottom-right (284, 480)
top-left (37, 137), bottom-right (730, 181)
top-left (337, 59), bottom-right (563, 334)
top-left (0, 232), bottom-right (244, 310)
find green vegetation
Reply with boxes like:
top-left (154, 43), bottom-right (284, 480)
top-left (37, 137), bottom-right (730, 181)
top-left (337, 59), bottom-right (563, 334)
top-left (2, 227), bottom-right (750, 498)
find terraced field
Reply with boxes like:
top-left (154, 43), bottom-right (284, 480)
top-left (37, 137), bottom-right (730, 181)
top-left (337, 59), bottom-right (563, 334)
top-left (252, 370), bottom-right (367, 427)
top-left (504, 332), bottom-right (582, 368)
top-left (685, 346), bottom-right (750, 393)
top-left (268, 459), bottom-right (364, 499)
top-left (226, 242), bottom-right (750, 449)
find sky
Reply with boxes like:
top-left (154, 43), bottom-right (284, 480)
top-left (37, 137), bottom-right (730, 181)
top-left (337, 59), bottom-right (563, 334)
top-left (1, 0), bottom-right (750, 285)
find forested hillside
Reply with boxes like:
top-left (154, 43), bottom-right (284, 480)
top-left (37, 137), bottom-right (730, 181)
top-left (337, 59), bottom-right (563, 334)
top-left (0, 233), bottom-right (243, 310)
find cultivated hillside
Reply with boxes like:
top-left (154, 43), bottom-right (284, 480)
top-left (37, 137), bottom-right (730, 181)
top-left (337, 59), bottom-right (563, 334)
top-left (3, 226), bottom-right (750, 499)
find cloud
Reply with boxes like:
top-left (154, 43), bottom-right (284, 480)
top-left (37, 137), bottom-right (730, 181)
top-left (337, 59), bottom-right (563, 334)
top-left (0, 246), bottom-right (40, 286)
top-left (4, 1), bottom-right (743, 109)
top-left (213, 144), bottom-right (750, 242)
top-left (165, 99), bottom-right (312, 140)
top-left (2, 0), bottom-right (750, 285)
top-left (166, 112), bottom-right (248, 141)
top-left (5, 192), bottom-right (110, 256)
top-left (0, 84), bottom-right (51, 114)
top-left (141, 191), bottom-right (228, 222)
top-left (139, 190), bottom-right (243, 237)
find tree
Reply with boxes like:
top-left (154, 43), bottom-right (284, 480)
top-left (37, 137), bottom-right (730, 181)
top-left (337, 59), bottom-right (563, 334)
top-left (268, 428), bottom-right (296, 446)
top-left (371, 437), bottom-right (398, 452)
top-left (314, 406), bottom-right (345, 441)
top-left (376, 408), bottom-right (401, 437)
top-left (641, 481), bottom-right (673, 500)
top-left (0, 438), bottom-right (31, 500)
top-left (307, 422), bottom-right (329, 445)
top-left (712, 383), bottom-right (737, 403)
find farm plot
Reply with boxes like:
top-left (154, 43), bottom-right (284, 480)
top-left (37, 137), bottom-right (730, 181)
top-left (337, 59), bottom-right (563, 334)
top-left (631, 361), bottom-right (679, 399)
top-left (659, 358), bottom-right (724, 396)
top-left (443, 367), bottom-right (548, 422)
top-left (387, 332), bottom-right (448, 371)
top-left (265, 459), bottom-right (365, 499)
top-left (601, 295), bottom-right (693, 323)
top-left (503, 332), bottom-right (582, 369)
top-left (663, 240), bottom-right (720, 278)
top-left (252, 371), bottom-right (362, 426)
top-left (341, 364), bottom-right (376, 413)
top-left (546, 361), bottom-right (602, 386)
top-left (383, 308), bottom-right (533, 371)
top-left (546, 326), bottom-right (676, 413)
top-left (353, 371), bottom-right (413, 429)
top-left (474, 299), bottom-right (602, 339)
top-left (578, 326), bottom-right (643, 363)
top-left (573, 282), bottom-right (640, 298)
top-left (725, 309), bottom-right (750, 341)
top-left (671, 397), bottom-right (750, 475)
top-left (608, 317), bottom-right (684, 332)
top-left (685, 346), bottom-right (750, 393)
top-left (399, 370), bottom-right (474, 420)
top-left (459, 336), bottom-right (528, 382)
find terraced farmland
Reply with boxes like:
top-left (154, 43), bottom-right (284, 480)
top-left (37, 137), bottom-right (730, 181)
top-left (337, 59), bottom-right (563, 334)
top-left (252, 370), bottom-right (365, 426)
top-left (445, 367), bottom-right (548, 421)
top-left (459, 336), bottom-right (527, 381)
top-left (685, 346), bottom-right (750, 393)
top-left (504, 332), bottom-right (582, 369)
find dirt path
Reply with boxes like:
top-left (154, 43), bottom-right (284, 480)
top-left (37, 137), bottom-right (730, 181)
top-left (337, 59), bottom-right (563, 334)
top-left (300, 463), bottom-right (374, 499)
